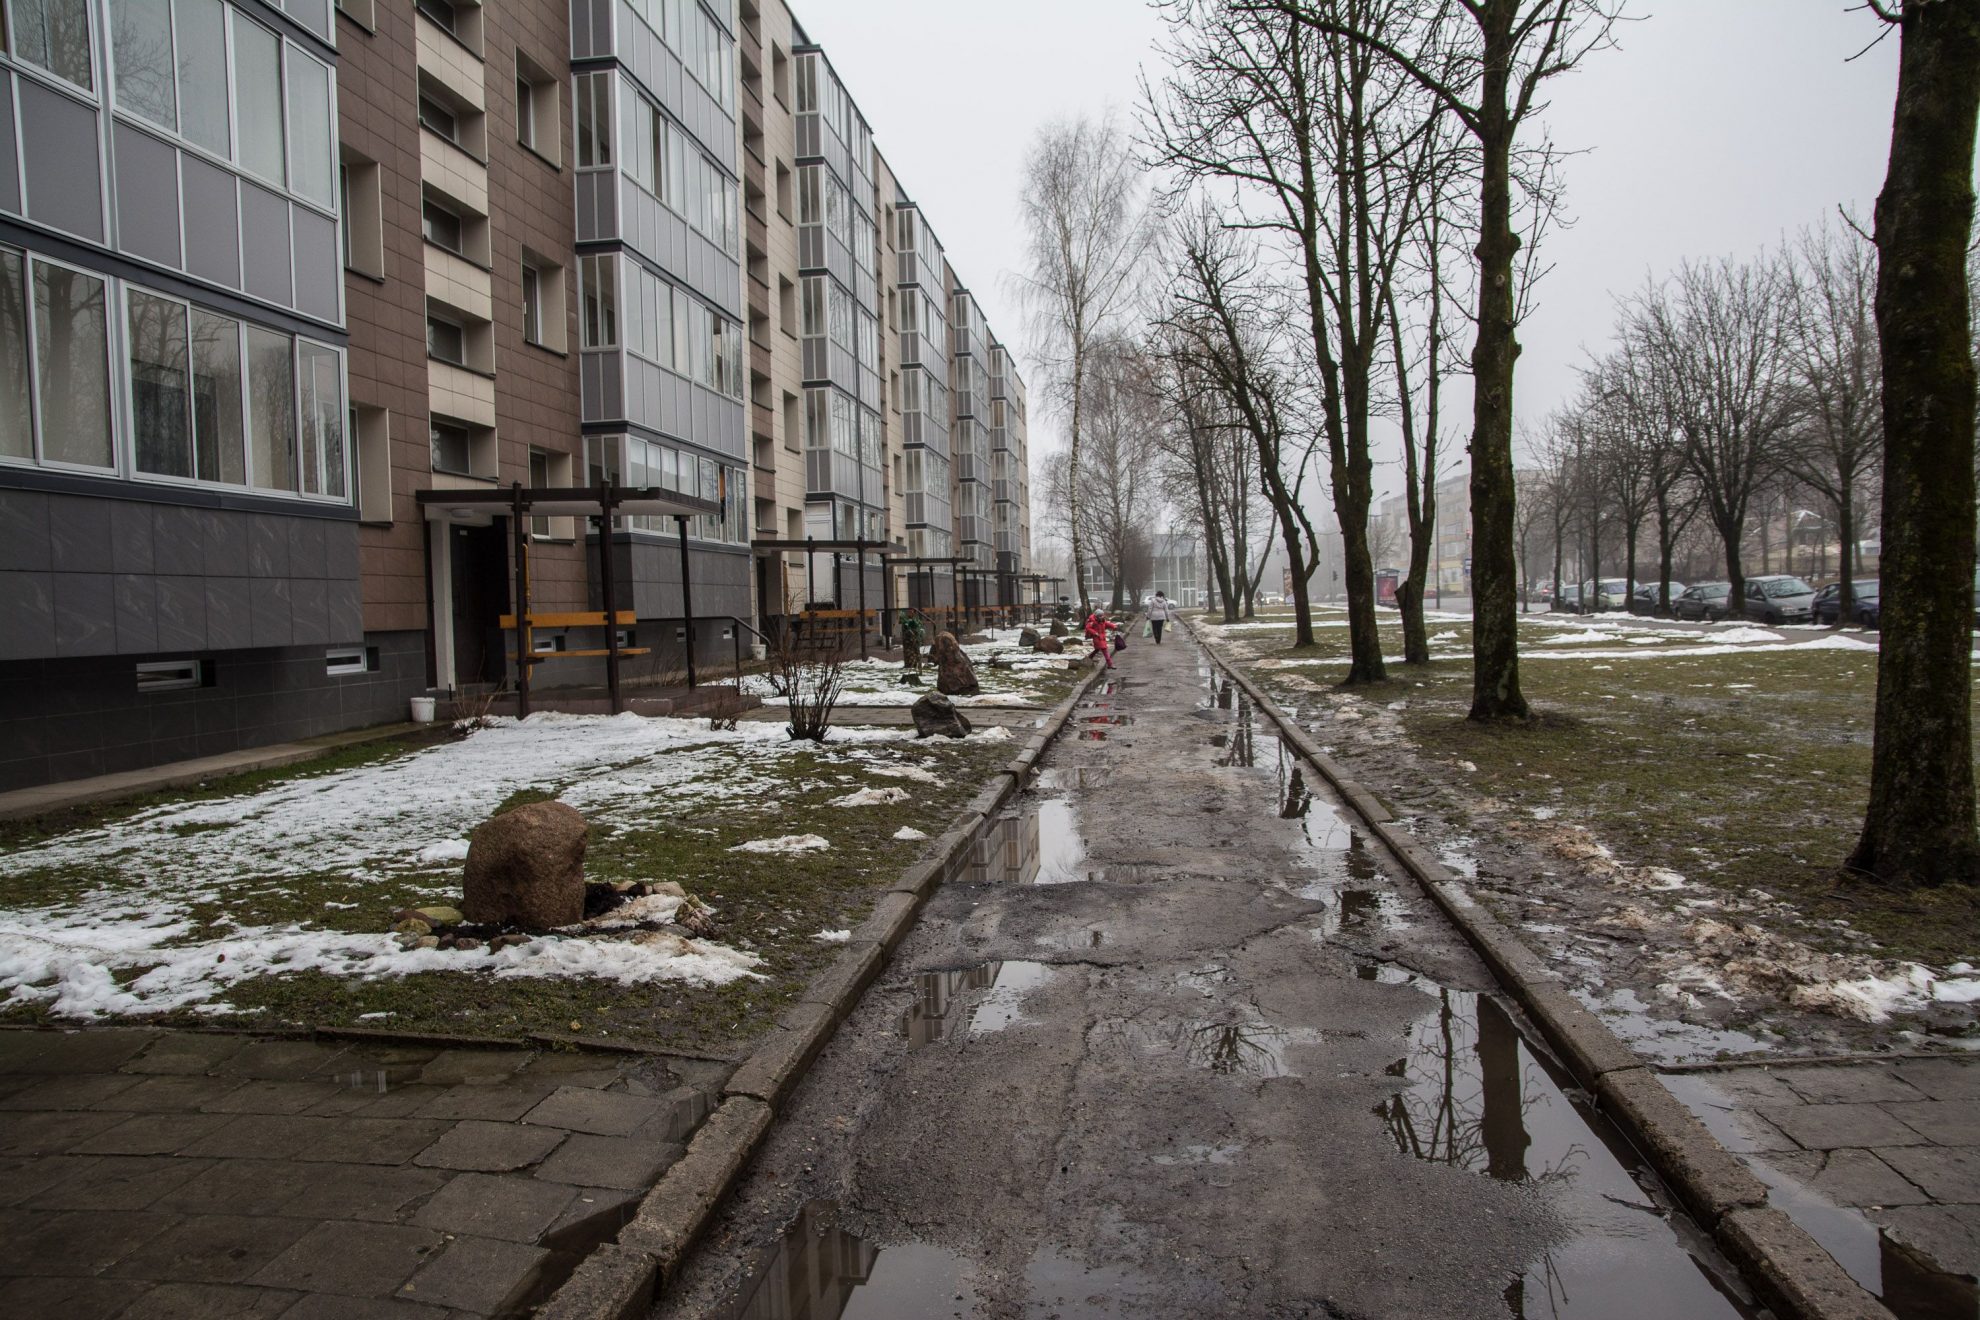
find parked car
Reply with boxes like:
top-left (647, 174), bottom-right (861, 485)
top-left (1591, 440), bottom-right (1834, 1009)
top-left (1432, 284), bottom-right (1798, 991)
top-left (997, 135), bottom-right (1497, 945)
top-left (1627, 580), bottom-right (1685, 616)
top-left (1578, 578), bottom-right (1632, 613)
top-left (1552, 583), bottom-right (1582, 613)
top-left (1812, 580), bottom-right (1880, 626)
top-left (1743, 574), bottom-right (1817, 625)
top-left (1673, 582), bottom-right (1732, 621)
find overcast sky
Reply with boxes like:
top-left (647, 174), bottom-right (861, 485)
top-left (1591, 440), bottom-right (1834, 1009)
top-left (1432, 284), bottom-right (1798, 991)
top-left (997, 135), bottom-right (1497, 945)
top-left (796, 0), bottom-right (1903, 509)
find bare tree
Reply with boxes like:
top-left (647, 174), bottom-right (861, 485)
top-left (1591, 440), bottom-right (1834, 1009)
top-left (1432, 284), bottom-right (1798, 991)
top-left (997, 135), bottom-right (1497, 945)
top-left (1850, 0), bottom-right (1980, 890)
top-left (1168, 213), bottom-right (1329, 639)
top-left (770, 587), bottom-right (851, 742)
top-left (1079, 340), bottom-right (1167, 610)
top-left (1624, 258), bottom-right (1795, 615)
top-left (1781, 216), bottom-right (1882, 625)
top-left (1014, 115), bottom-right (1153, 615)
top-left (1262, 0), bottom-right (1624, 718)
top-left (1150, 0), bottom-right (1449, 683)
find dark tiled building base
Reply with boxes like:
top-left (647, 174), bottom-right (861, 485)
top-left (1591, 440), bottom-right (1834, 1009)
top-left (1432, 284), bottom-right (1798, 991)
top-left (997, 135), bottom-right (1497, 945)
top-left (0, 632), bottom-right (429, 792)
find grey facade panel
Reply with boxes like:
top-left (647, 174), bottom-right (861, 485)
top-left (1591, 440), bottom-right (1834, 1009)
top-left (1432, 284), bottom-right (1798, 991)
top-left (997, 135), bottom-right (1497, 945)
top-left (181, 155), bottom-right (242, 290)
top-left (114, 573), bottom-right (159, 652)
top-left (48, 495), bottom-right (114, 573)
top-left (54, 571), bottom-right (116, 655)
top-left (0, 631), bottom-right (431, 791)
top-left (156, 574), bottom-right (206, 650)
top-left (615, 539), bottom-right (750, 620)
top-left (109, 500), bottom-right (155, 574)
top-left (249, 577), bottom-right (293, 648)
top-left (0, 570), bottom-right (55, 660)
top-left (112, 122), bottom-right (183, 270)
top-left (239, 183), bottom-right (293, 308)
top-left (0, 489), bottom-right (51, 570)
top-left (18, 79), bottom-right (103, 242)
top-left (291, 206), bottom-right (339, 325)
top-left (0, 71), bottom-right (18, 216)
top-left (153, 504), bottom-right (207, 575)
top-left (205, 577), bottom-right (252, 649)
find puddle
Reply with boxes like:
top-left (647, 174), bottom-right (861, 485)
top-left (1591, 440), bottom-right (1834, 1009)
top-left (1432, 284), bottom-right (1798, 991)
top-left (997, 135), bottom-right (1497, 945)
top-left (1023, 1245), bottom-right (1170, 1314)
top-left (1356, 962), bottom-right (1420, 985)
top-left (1380, 986), bottom-right (1761, 1318)
top-left (1573, 986), bottom-right (1777, 1066)
top-left (899, 960), bottom-right (1060, 1046)
top-left (1092, 1016), bottom-right (1324, 1078)
top-left (969, 789), bottom-right (1093, 886)
top-left (1665, 1074), bottom-right (1980, 1319)
top-left (727, 1200), bottom-right (976, 1320)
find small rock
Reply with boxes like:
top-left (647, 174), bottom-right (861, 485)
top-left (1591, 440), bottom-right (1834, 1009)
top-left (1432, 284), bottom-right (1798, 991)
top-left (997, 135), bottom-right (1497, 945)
top-left (414, 905), bottom-right (464, 925)
top-left (1019, 627), bottom-right (1041, 649)
top-left (489, 933), bottom-right (532, 951)
top-left (1049, 619), bottom-right (1069, 637)
top-left (392, 917), bottom-right (432, 937)
top-left (1034, 635), bottom-right (1064, 655)
top-left (911, 691), bottom-right (973, 739)
top-left (413, 935), bottom-right (441, 950)
top-left (610, 881), bottom-right (637, 894)
top-left (651, 881), bottom-right (686, 898)
top-left (453, 936), bottom-right (484, 951)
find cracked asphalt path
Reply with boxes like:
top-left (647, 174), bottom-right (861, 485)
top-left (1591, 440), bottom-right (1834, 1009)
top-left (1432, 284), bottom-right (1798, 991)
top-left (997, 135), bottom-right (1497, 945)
top-left (656, 631), bottom-right (1762, 1319)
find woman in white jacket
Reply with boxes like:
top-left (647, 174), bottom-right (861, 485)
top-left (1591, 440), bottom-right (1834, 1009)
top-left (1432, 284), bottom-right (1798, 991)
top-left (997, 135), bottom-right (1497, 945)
top-left (1146, 591), bottom-right (1174, 643)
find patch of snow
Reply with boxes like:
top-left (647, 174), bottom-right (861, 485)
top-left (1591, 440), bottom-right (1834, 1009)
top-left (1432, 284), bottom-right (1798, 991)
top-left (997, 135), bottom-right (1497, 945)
top-left (971, 726), bottom-right (1013, 742)
top-left (1709, 626), bottom-right (1784, 644)
top-left (893, 826), bottom-right (929, 841)
top-left (730, 834), bottom-right (831, 854)
top-left (870, 764), bottom-right (941, 785)
top-left (416, 839), bottom-right (471, 864)
top-left (580, 893), bottom-right (686, 930)
top-left (813, 929), bottom-right (852, 943)
top-left (830, 786), bottom-right (911, 807)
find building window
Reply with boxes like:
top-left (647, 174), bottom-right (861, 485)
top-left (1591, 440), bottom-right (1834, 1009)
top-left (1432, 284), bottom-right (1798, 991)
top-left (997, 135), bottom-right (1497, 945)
top-left (521, 262), bottom-right (543, 346)
top-left (515, 50), bottom-right (560, 164)
top-left (232, 14), bottom-right (286, 187)
top-left (416, 0), bottom-right (457, 36)
top-left (418, 89), bottom-right (459, 146)
top-left (129, 289), bottom-right (194, 479)
top-left (137, 659), bottom-right (206, 692)
top-left (579, 254), bottom-right (617, 348)
top-left (431, 419), bottom-right (472, 474)
top-left (33, 259), bottom-right (114, 470)
top-left (574, 71), bottom-right (612, 169)
top-left (12, 0), bottom-right (94, 91)
top-left (246, 325), bottom-right (294, 491)
top-left (335, 0), bottom-right (376, 27)
top-left (422, 195), bottom-right (463, 254)
top-left (113, 0), bottom-right (177, 130)
top-left (325, 647), bottom-right (373, 675)
top-left (340, 154), bottom-right (384, 277)
top-left (353, 404), bottom-right (390, 522)
top-left (426, 310), bottom-right (466, 365)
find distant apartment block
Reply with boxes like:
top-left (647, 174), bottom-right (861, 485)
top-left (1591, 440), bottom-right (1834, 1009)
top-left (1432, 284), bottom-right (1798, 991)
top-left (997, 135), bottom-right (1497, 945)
top-left (0, 0), bottom-right (1031, 790)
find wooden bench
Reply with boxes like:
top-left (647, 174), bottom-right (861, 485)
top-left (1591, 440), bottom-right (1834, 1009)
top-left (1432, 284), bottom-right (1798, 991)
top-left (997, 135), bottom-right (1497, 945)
top-left (499, 610), bottom-right (651, 664)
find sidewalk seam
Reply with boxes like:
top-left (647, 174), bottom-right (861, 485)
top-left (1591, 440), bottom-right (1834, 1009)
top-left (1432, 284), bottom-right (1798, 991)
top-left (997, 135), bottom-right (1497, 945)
top-left (537, 656), bottom-right (1112, 1318)
top-left (1191, 621), bottom-right (1894, 1320)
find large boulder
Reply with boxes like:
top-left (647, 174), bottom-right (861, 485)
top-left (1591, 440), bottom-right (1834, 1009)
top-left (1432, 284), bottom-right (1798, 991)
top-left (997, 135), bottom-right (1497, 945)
top-left (931, 631), bottom-right (981, 697)
top-left (463, 800), bottom-right (588, 930)
top-left (911, 691), bottom-right (973, 739)
top-left (1048, 619), bottom-right (1069, 638)
top-left (1019, 627), bottom-right (1041, 650)
top-left (1034, 634), bottom-right (1064, 655)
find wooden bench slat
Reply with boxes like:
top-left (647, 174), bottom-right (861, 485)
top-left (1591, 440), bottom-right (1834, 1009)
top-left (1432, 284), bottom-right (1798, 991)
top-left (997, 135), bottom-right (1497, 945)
top-left (497, 611), bottom-right (637, 629)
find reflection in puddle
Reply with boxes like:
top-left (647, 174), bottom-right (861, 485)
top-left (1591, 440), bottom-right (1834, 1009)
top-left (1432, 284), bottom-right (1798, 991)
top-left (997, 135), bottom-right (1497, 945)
top-left (1664, 1074), bottom-right (1980, 1319)
top-left (1381, 987), bottom-right (1760, 1319)
top-left (728, 1200), bottom-right (974, 1320)
top-left (1093, 1016), bottom-right (1323, 1078)
top-left (969, 791), bottom-right (1092, 886)
top-left (899, 961), bottom-right (1060, 1046)
top-left (1575, 986), bottom-right (1775, 1066)
top-left (1023, 1245), bottom-right (1168, 1315)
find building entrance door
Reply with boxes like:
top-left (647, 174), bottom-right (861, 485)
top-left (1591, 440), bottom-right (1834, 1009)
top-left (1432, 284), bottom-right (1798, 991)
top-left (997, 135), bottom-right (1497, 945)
top-left (449, 522), bottom-right (510, 689)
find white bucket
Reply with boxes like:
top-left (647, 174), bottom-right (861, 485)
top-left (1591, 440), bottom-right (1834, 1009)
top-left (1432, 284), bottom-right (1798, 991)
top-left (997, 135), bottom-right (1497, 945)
top-left (409, 696), bottom-right (437, 723)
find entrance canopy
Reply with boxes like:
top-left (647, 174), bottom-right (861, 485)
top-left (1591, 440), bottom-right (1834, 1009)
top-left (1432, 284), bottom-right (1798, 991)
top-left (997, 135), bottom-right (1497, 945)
top-left (415, 483), bottom-right (721, 522)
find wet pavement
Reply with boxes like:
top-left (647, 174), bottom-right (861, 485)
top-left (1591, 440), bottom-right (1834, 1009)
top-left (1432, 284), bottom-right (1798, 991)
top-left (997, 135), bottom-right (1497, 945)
top-left (0, 1029), bottom-right (729, 1318)
top-left (657, 633), bottom-right (1765, 1319)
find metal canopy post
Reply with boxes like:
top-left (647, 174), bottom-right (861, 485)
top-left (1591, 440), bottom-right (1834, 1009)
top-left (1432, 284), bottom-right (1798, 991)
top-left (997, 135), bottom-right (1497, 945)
top-left (509, 483), bottom-right (532, 719)
top-left (856, 539), bottom-right (868, 660)
top-left (596, 483), bottom-right (623, 716)
top-left (951, 559), bottom-right (962, 633)
top-left (677, 515), bottom-right (697, 689)
top-left (805, 536), bottom-right (815, 605)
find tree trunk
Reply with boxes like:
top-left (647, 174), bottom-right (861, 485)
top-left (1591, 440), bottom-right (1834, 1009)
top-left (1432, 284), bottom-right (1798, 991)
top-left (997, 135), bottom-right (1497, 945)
top-left (1068, 352), bottom-right (1089, 613)
top-left (1466, 10), bottom-right (1528, 718)
top-left (1656, 499), bottom-right (1677, 615)
top-left (1718, 515), bottom-right (1747, 616)
top-left (1623, 522), bottom-right (1639, 615)
top-left (1835, 483), bottom-right (1856, 625)
top-left (1849, 0), bottom-right (1980, 889)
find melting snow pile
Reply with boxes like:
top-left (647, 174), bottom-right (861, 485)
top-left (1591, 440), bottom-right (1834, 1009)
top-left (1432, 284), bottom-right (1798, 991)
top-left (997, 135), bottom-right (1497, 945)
top-left (731, 834), bottom-right (832, 854)
top-left (0, 713), bottom-right (951, 1019)
top-left (830, 787), bottom-right (911, 807)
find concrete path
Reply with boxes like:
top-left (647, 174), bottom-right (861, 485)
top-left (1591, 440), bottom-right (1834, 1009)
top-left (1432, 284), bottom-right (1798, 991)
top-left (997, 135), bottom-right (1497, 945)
top-left (655, 631), bottom-right (1763, 1319)
top-left (1667, 1058), bottom-right (1980, 1313)
top-left (0, 1028), bottom-right (728, 1318)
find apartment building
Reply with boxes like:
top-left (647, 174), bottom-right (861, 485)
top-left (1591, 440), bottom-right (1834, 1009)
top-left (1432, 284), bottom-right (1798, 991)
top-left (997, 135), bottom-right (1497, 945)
top-left (0, 0), bottom-right (364, 789)
top-left (0, 0), bottom-right (1029, 791)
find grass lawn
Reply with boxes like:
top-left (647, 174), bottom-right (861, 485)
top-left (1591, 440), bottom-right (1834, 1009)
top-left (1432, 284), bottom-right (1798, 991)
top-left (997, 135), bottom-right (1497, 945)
top-left (1202, 606), bottom-right (1980, 990)
top-left (0, 712), bottom-right (1015, 1053)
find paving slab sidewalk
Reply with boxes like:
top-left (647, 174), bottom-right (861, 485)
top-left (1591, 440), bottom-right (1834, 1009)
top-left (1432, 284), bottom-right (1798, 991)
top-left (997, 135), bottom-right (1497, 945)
top-left (1666, 1056), bottom-right (1980, 1313)
top-left (0, 1027), bottom-right (729, 1319)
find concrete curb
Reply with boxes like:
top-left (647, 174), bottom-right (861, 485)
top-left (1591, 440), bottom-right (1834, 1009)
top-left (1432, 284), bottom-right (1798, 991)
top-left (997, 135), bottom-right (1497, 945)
top-left (1190, 622), bottom-right (1894, 1320)
top-left (539, 655), bottom-right (1112, 1317)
